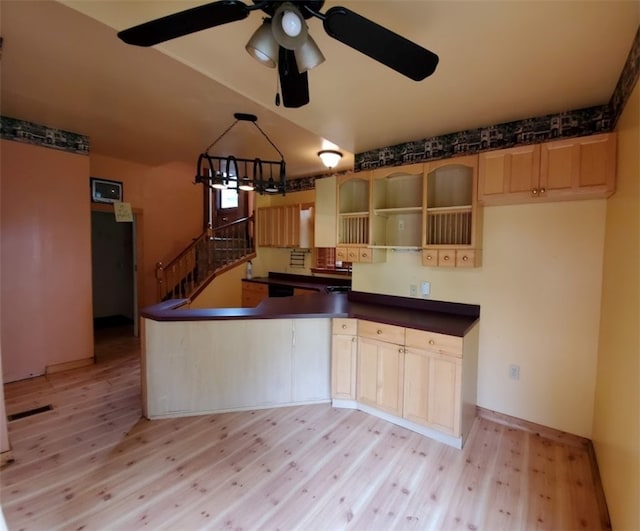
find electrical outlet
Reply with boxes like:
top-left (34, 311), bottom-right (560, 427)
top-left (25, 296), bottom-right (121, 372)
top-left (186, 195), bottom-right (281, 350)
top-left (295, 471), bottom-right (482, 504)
top-left (509, 364), bottom-right (520, 380)
top-left (398, 219), bottom-right (405, 230)
top-left (410, 284), bottom-right (417, 296)
top-left (421, 281), bottom-right (430, 296)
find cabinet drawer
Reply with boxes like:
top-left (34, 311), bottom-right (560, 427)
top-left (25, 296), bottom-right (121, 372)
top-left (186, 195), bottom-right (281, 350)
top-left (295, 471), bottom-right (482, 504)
top-left (347, 248), bottom-right (360, 262)
top-left (358, 248), bottom-right (373, 263)
top-left (438, 250), bottom-right (456, 267)
top-left (333, 318), bottom-right (357, 335)
top-left (422, 250), bottom-right (438, 266)
top-left (456, 249), bottom-right (480, 267)
top-left (405, 328), bottom-right (463, 357)
top-left (336, 246), bottom-right (348, 262)
top-left (359, 320), bottom-right (405, 345)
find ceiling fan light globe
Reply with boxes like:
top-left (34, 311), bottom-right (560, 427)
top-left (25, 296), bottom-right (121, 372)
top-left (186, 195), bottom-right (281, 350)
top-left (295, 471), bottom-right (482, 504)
top-left (245, 20), bottom-right (278, 67)
top-left (295, 35), bottom-right (325, 73)
top-left (272, 3), bottom-right (307, 50)
top-left (281, 10), bottom-right (302, 37)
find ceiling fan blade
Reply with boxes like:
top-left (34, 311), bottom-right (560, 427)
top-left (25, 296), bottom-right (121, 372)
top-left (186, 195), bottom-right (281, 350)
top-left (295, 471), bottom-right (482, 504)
top-left (323, 6), bottom-right (439, 81)
top-left (117, 0), bottom-right (250, 47)
top-left (278, 47), bottom-right (310, 108)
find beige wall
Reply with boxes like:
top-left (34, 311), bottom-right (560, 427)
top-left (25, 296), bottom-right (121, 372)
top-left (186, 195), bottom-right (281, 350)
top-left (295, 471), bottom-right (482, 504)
top-left (0, 155), bottom-right (9, 454)
top-left (354, 199), bottom-right (607, 438)
top-left (189, 263), bottom-right (246, 309)
top-left (90, 154), bottom-right (203, 308)
top-left (1, 140), bottom-right (93, 382)
top-left (593, 81), bottom-right (639, 530)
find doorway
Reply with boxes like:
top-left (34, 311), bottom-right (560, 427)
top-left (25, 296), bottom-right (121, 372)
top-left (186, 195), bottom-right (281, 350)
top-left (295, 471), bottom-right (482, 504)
top-left (90, 210), bottom-right (138, 348)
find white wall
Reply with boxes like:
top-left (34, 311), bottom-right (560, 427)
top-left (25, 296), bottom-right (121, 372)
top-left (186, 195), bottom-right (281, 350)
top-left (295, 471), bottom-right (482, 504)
top-left (354, 200), bottom-right (607, 438)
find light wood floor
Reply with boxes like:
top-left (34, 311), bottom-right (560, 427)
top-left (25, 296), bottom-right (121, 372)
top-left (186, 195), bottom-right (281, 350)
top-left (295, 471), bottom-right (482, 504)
top-left (1, 329), bottom-right (610, 530)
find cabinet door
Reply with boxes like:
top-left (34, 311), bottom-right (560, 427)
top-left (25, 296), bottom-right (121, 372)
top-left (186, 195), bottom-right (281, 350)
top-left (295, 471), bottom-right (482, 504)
top-left (540, 133), bottom-right (616, 200)
top-left (478, 145), bottom-right (541, 204)
top-left (356, 337), bottom-right (379, 407)
top-left (331, 333), bottom-right (357, 399)
top-left (427, 353), bottom-right (461, 436)
top-left (403, 348), bottom-right (462, 436)
top-left (315, 176), bottom-right (337, 247)
top-left (357, 337), bottom-right (404, 416)
top-left (403, 348), bottom-right (430, 424)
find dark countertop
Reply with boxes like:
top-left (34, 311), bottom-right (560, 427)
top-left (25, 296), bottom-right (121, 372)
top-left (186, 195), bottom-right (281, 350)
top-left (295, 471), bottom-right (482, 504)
top-left (243, 272), bottom-right (352, 292)
top-left (141, 290), bottom-right (480, 337)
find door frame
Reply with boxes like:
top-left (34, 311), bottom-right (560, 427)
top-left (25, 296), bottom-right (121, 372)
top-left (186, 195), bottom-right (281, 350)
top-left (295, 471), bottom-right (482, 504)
top-left (91, 203), bottom-right (144, 336)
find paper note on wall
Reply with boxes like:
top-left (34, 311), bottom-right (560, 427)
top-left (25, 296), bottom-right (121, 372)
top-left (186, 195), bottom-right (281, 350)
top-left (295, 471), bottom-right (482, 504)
top-left (113, 201), bottom-right (133, 222)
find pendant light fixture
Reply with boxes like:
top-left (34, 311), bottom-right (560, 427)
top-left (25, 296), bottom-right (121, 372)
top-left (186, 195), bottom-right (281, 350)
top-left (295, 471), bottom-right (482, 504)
top-left (195, 113), bottom-right (287, 195)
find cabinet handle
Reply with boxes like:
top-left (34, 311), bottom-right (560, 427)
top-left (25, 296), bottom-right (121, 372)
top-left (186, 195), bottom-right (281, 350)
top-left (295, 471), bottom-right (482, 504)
top-left (361, 252), bottom-right (368, 257)
top-left (443, 255), bottom-right (450, 261)
top-left (377, 329), bottom-right (383, 335)
top-left (342, 324), bottom-right (347, 329)
top-left (426, 255), bottom-right (432, 260)
top-left (532, 188), bottom-right (538, 196)
top-left (428, 339), bottom-right (435, 345)
top-left (462, 255), bottom-right (469, 261)
top-left (398, 347), bottom-right (404, 353)
top-left (540, 187), bottom-right (546, 194)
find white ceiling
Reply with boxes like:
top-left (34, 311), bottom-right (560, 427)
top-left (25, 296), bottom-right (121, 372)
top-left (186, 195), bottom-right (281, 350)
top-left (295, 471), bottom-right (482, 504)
top-left (1, 1), bottom-right (638, 178)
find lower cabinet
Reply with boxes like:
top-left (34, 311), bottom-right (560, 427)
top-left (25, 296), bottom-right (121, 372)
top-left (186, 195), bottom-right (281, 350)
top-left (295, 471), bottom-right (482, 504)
top-left (331, 317), bottom-right (479, 448)
top-left (357, 336), bottom-right (405, 417)
top-left (403, 348), bottom-right (461, 436)
top-left (241, 281), bottom-right (268, 307)
top-left (331, 318), bottom-right (357, 399)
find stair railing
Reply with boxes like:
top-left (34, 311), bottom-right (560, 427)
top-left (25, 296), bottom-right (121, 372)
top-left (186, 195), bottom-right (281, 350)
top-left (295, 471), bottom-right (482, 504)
top-left (156, 216), bottom-right (255, 302)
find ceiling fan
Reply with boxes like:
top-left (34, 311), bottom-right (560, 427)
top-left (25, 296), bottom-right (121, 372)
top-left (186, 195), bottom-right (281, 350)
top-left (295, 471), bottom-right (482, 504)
top-left (118, 0), bottom-right (439, 108)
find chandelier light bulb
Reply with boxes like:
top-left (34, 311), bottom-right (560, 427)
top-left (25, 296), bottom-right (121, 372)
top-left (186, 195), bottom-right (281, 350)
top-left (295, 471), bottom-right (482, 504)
top-left (281, 10), bottom-right (302, 37)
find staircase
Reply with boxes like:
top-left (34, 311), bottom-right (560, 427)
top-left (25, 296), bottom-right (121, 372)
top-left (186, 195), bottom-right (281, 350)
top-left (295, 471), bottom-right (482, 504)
top-left (156, 216), bottom-right (255, 302)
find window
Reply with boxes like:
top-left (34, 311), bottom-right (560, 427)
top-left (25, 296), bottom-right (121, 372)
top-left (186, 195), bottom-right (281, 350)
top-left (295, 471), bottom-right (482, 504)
top-left (220, 188), bottom-right (239, 209)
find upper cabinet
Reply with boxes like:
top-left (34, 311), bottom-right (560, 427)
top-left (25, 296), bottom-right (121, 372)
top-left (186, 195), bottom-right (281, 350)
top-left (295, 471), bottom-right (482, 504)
top-left (371, 163), bottom-right (424, 248)
top-left (314, 176), bottom-right (337, 248)
top-left (478, 133), bottom-right (616, 205)
top-left (336, 173), bottom-right (386, 263)
top-left (423, 155), bottom-right (482, 267)
top-left (256, 203), bottom-right (313, 248)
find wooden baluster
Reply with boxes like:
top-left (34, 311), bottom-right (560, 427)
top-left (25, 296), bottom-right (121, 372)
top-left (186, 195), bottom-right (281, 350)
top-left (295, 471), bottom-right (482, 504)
top-left (156, 262), bottom-right (165, 301)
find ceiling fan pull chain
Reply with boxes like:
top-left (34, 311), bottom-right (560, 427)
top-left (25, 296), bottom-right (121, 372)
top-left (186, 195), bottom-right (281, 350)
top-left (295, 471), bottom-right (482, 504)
top-left (275, 72), bottom-right (281, 106)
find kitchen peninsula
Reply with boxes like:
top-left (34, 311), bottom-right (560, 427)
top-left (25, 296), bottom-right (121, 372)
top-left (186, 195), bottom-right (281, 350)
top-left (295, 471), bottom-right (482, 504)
top-left (141, 291), bottom-right (480, 448)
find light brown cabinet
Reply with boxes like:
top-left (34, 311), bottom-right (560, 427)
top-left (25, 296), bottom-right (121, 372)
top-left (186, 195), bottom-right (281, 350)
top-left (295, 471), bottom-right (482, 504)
top-left (357, 323), bottom-right (405, 417)
top-left (241, 281), bottom-right (268, 307)
top-left (335, 173), bottom-right (386, 263)
top-left (256, 203), bottom-right (313, 248)
top-left (331, 317), bottom-right (479, 447)
top-left (478, 133), bottom-right (616, 205)
top-left (403, 328), bottom-right (463, 436)
top-left (422, 155), bottom-right (483, 267)
top-left (371, 163), bottom-right (424, 248)
top-left (331, 318), bottom-right (357, 400)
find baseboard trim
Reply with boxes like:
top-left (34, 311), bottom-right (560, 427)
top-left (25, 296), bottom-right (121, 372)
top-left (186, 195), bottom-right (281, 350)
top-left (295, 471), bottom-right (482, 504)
top-left (476, 406), bottom-right (591, 448)
top-left (477, 407), bottom-right (610, 528)
top-left (45, 357), bottom-right (94, 375)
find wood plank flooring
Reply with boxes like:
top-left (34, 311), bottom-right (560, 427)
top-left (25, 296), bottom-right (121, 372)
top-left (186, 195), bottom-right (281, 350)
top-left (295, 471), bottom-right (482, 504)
top-left (1, 329), bottom-right (610, 530)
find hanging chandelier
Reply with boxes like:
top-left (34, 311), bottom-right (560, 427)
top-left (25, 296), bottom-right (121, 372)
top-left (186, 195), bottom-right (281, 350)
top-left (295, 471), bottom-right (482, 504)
top-left (195, 112), bottom-right (287, 195)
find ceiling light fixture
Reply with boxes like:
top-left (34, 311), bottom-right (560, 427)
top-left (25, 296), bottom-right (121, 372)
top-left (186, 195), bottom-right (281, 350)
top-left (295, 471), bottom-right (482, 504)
top-left (195, 113), bottom-right (287, 195)
top-left (295, 35), bottom-right (325, 73)
top-left (245, 19), bottom-right (278, 68)
top-left (318, 149), bottom-right (343, 168)
top-left (271, 2), bottom-right (308, 50)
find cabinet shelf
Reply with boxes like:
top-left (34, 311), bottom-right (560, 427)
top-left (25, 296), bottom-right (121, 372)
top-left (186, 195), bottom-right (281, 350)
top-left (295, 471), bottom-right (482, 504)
top-left (340, 211), bottom-right (370, 217)
top-left (373, 206), bottom-right (423, 216)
